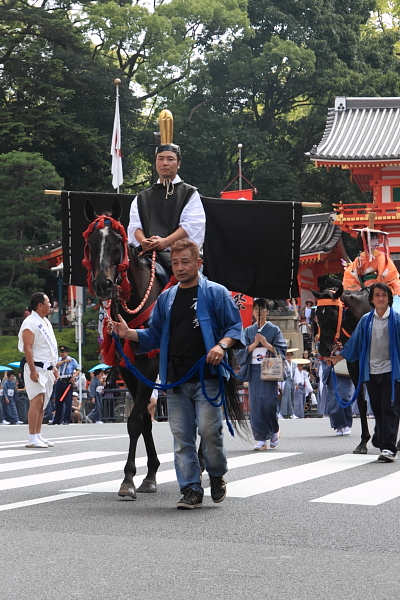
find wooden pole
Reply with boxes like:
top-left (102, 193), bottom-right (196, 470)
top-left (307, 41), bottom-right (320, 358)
top-left (44, 190), bottom-right (322, 207)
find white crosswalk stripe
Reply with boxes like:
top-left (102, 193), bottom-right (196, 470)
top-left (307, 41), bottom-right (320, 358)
top-left (312, 470), bottom-right (400, 505)
top-left (0, 447), bottom-right (399, 510)
top-left (65, 452), bottom-right (298, 493)
top-left (213, 454), bottom-right (376, 498)
top-left (0, 451), bottom-right (124, 474)
top-left (0, 449), bottom-right (50, 459)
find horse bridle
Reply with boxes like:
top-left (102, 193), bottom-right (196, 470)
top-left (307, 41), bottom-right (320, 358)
top-left (82, 215), bottom-right (157, 315)
top-left (82, 215), bottom-right (131, 299)
top-left (316, 297), bottom-right (346, 344)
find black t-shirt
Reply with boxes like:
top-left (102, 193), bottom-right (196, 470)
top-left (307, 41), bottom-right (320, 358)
top-left (168, 285), bottom-right (213, 382)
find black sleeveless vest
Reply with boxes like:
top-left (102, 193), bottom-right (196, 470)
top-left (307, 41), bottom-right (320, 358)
top-left (136, 181), bottom-right (197, 239)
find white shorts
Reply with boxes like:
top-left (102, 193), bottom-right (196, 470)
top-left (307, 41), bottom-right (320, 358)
top-left (24, 364), bottom-right (55, 408)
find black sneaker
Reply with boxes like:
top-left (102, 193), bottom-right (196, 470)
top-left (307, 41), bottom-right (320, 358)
top-left (377, 450), bottom-right (397, 463)
top-left (209, 476), bottom-right (227, 503)
top-left (176, 488), bottom-right (203, 510)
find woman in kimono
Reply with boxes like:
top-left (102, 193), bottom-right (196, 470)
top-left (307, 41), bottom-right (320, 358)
top-left (236, 298), bottom-right (287, 450)
top-left (293, 359), bottom-right (313, 418)
top-left (279, 348), bottom-right (298, 419)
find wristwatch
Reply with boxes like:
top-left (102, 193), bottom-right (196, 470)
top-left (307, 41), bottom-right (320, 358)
top-left (218, 342), bottom-right (228, 350)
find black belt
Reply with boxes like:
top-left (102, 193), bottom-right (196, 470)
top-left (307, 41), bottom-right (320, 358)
top-left (34, 362), bottom-right (53, 370)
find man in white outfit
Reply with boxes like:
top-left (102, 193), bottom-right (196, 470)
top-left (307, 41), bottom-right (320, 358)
top-left (18, 293), bottom-right (59, 448)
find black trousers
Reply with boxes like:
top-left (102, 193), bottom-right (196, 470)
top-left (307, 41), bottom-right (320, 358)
top-left (53, 379), bottom-right (73, 424)
top-left (366, 372), bottom-right (400, 455)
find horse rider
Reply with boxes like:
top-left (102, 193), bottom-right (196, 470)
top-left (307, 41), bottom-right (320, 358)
top-left (127, 142), bottom-right (205, 277)
top-left (343, 226), bottom-right (400, 311)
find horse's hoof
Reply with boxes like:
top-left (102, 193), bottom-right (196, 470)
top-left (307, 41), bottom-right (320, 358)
top-left (353, 444), bottom-right (368, 454)
top-left (136, 478), bottom-right (157, 493)
top-left (118, 482), bottom-right (137, 500)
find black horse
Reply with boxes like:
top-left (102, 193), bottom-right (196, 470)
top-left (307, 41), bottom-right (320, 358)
top-left (84, 199), bottom-right (164, 499)
top-left (312, 285), bottom-right (373, 454)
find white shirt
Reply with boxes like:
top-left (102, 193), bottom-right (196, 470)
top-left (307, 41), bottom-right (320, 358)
top-left (294, 368), bottom-right (313, 395)
top-left (370, 307), bottom-right (391, 374)
top-left (18, 311), bottom-right (58, 364)
top-left (127, 175), bottom-right (205, 247)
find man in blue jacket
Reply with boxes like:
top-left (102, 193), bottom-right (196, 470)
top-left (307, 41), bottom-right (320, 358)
top-left (327, 282), bottom-right (400, 462)
top-left (112, 239), bottom-right (244, 509)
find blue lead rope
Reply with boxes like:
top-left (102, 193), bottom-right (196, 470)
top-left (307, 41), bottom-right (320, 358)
top-left (112, 333), bottom-right (238, 436)
top-left (330, 309), bottom-right (397, 408)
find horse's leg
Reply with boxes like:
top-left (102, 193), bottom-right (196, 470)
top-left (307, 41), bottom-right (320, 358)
top-left (136, 409), bottom-right (160, 493)
top-left (118, 359), bottom-right (160, 498)
top-left (118, 401), bottom-right (144, 500)
top-left (348, 361), bottom-right (371, 454)
top-left (135, 356), bottom-right (161, 492)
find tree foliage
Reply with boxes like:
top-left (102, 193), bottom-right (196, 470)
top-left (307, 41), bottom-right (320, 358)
top-left (0, 152), bottom-right (63, 312)
top-left (2, 0), bottom-right (400, 309)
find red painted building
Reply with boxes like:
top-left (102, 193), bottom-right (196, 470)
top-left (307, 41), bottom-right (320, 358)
top-left (307, 96), bottom-right (400, 270)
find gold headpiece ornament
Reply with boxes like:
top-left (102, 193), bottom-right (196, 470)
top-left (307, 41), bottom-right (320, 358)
top-left (156, 109), bottom-right (181, 160)
top-left (156, 109), bottom-right (181, 197)
top-left (159, 109), bottom-right (173, 145)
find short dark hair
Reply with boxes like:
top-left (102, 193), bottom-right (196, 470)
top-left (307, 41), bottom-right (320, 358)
top-left (30, 292), bottom-right (47, 311)
top-left (170, 239), bottom-right (200, 260)
top-left (7, 371), bottom-right (14, 377)
top-left (253, 298), bottom-right (269, 310)
top-left (368, 282), bottom-right (393, 307)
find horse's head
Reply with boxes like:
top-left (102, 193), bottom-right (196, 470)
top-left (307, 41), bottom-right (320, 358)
top-left (83, 199), bottom-right (130, 301)
top-left (311, 286), bottom-right (343, 358)
top-left (341, 288), bottom-right (371, 322)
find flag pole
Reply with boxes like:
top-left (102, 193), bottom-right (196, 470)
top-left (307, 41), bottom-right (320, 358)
top-left (43, 190), bottom-right (321, 207)
top-left (111, 78), bottom-right (123, 192)
top-left (114, 78), bottom-right (121, 194)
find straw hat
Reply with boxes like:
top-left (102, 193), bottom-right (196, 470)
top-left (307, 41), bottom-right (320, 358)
top-left (292, 358), bottom-right (310, 365)
top-left (286, 348), bottom-right (298, 353)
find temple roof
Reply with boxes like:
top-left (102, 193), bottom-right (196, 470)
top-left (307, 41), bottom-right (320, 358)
top-left (307, 97), bottom-right (400, 161)
top-left (300, 212), bottom-right (343, 257)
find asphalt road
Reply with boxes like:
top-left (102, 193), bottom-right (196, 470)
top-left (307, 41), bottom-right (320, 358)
top-left (0, 418), bottom-right (399, 600)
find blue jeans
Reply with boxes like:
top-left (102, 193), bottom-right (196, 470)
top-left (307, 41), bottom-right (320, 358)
top-left (167, 380), bottom-right (227, 495)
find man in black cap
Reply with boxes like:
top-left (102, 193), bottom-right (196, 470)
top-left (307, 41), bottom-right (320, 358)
top-left (127, 143), bottom-right (205, 274)
top-left (50, 346), bottom-right (79, 425)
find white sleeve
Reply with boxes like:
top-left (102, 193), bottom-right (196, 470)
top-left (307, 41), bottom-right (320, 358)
top-left (17, 319), bottom-right (36, 353)
top-left (127, 197), bottom-right (142, 246)
top-left (179, 190), bottom-right (205, 246)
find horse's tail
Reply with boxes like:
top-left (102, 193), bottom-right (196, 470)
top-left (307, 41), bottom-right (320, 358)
top-left (224, 349), bottom-right (250, 439)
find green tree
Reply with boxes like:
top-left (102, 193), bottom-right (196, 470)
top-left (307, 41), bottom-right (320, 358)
top-left (0, 0), bottom-right (139, 191)
top-left (0, 152), bottom-right (63, 316)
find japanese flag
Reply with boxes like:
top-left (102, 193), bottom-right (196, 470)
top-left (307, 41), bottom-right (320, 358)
top-left (110, 93), bottom-right (123, 189)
